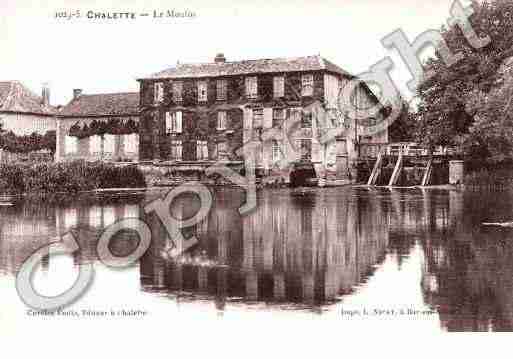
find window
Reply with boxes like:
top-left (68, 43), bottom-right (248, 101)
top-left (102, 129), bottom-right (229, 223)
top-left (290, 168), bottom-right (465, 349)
top-left (301, 74), bottom-right (314, 97)
top-left (197, 81), bottom-right (208, 102)
top-left (216, 79), bottom-right (227, 101)
top-left (273, 76), bottom-right (284, 98)
top-left (272, 140), bottom-right (283, 164)
top-left (301, 111), bottom-right (312, 128)
top-left (65, 135), bottom-right (78, 155)
top-left (90, 135), bottom-right (102, 155)
top-left (272, 108), bottom-right (285, 128)
top-left (104, 134), bottom-right (116, 154)
top-left (252, 108), bottom-right (263, 128)
top-left (217, 111), bottom-right (227, 130)
top-left (172, 81), bottom-right (183, 103)
top-left (196, 140), bottom-right (208, 160)
top-left (124, 134), bottom-right (138, 153)
top-left (166, 111), bottom-right (182, 134)
top-left (171, 140), bottom-right (182, 160)
top-left (154, 82), bottom-right (164, 103)
top-left (245, 76), bottom-right (258, 99)
top-left (216, 141), bottom-right (227, 160)
top-left (297, 139), bottom-right (312, 161)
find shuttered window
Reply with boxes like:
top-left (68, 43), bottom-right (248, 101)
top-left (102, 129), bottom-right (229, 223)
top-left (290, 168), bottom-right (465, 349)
top-left (273, 76), bottom-right (285, 98)
top-left (166, 111), bottom-right (182, 134)
top-left (217, 79), bottom-right (227, 101)
top-left (252, 108), bottom-right (263, 128)
top-left (217, 111), bottom-right (227, 130)
top-left (216, 141), bottom-right (227, 160)
top-left (198, 81), bottom-right (208, 102)
top-left (196, 140), bottom-right (208, 160)
top-left (171, 140), bottom-right (182, 160)
top-left (301, 74), bottom-right (314, 97)
top-left (245, 77), bottom-right (258, 99)
top-left (154, 82), bottom-right (164, 103)
top-left (272, 108), bottom-right (285, 128)
top-left (172, 81), bottom-right (183, 103)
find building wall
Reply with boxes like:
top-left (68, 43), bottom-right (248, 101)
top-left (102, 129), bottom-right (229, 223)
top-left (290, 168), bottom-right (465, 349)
top-left (55, 116), bottom-right (139, 162)
top-left (139, 71), bottom-right (326, 163)
top-left (140, 70), bottom-right (387, 183)
top-left (0, 112), bottom-right (56, 135)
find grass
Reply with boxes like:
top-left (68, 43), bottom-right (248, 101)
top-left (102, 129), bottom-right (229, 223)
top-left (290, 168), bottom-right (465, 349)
top-left (0, 161), bottom-right (146, 197)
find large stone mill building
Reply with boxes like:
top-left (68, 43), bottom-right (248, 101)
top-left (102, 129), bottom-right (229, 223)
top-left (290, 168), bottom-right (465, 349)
top-left (137, 54), bottom-right (387, 185)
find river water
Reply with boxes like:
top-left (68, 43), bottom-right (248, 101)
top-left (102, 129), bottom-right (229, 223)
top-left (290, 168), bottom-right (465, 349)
top-left (1, 186), bottom-right (512, 335)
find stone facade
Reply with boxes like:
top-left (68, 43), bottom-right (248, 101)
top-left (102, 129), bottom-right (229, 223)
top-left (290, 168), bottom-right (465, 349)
top-left (138, 54), bottom-right (388, 184)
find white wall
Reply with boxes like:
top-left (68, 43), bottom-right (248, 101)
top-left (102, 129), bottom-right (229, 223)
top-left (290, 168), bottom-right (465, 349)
top-left (0, 112), bottom-right (56, 135)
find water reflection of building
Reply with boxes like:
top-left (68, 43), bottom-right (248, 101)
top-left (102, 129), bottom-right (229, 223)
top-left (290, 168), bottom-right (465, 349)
top-left (0, 203), bottom-right (56, 274)
top-left (420, 190), bottom-right (513, 331)
top-left (140, 188), bottom-right (390, 309)
top-left (0, 200), bottom-right (141, 275)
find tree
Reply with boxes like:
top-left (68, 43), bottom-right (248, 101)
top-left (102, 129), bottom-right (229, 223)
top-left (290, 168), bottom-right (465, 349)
top-left (388, 101), bottom-right (416, 142)
top-left (416, 0), bottom-right (513, 160)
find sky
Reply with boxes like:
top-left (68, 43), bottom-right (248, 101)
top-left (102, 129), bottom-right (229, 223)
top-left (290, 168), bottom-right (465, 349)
top-left (0, 0), bottom-right (467, 106)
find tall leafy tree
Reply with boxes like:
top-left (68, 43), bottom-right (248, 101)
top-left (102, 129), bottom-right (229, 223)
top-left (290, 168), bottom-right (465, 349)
top-left (416, 0), bottom-right (513, 160)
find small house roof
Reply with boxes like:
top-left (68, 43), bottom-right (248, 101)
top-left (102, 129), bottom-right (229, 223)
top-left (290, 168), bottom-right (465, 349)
top-left (59, 92), bottom-right (140, 117)
top-left (0, 81), bottom-right (57, 115)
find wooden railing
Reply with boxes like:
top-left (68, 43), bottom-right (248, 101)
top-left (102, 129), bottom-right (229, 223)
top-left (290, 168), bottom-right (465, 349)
top-left (359, 142), bottom-right (459, 158)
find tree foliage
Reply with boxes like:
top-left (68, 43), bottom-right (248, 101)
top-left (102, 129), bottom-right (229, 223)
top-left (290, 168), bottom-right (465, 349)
top-left (416, 0), bottom-right (513, 160)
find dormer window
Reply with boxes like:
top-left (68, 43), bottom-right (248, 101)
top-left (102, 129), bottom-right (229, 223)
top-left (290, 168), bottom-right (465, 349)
top-left (198, 81), bottom-right (208, 102)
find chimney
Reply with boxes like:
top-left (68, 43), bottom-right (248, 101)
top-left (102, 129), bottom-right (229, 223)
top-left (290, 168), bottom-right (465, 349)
top-left (214, 53), bottom-right (226, 63)
top-left (73, 89), bottom-right (83, 100)
top-left (41, 83), bottom-right (50, 106)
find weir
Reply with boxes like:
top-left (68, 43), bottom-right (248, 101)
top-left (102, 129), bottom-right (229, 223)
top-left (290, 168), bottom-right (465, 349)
top-left (358, 143), bottom-right (462, 187)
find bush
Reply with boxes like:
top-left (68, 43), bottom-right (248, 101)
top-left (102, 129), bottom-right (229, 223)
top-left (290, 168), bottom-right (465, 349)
top-left (464, 169), bottom-right (513, 188)
top-left (0, 164), bottom-right (25, 194)
top-left (0, 161), bottom-right (146, 196)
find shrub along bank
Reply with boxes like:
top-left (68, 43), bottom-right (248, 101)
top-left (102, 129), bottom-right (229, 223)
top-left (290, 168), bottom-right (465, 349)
top-left (0, 161), bottom-right (146, 196)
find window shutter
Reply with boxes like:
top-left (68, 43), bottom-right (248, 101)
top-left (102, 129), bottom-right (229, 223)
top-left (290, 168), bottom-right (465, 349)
top-left (263, 108), bottom-right (273, 128)
top-left (176, 111), bottom-right (183, 133)
top-left (165, 112), bottom-right (172, 133)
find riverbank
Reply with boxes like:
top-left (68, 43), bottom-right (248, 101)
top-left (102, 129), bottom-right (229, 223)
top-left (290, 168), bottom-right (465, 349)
top-left (0, 161), bottom-right (146, 199)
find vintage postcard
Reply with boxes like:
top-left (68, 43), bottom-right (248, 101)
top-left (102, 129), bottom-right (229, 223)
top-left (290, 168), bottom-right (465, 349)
top-left (0, 0), bottom-right (511, 356)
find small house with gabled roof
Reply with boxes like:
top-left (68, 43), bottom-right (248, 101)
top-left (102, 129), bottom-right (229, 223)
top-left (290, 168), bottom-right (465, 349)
top-left (0, 81), bottom-right (57, 162)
